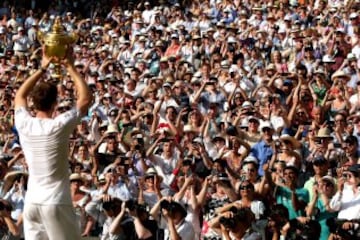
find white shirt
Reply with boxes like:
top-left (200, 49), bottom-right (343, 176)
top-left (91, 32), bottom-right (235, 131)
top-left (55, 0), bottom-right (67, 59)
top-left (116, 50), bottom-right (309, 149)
top-left (12, 34), bottom-right (31, 52)
top-left (160, 218), bottom-right (195, 240)
top-left (15, 107), bottom-right (81, 205)
top-left (330, 184), bottom-right (360, 220)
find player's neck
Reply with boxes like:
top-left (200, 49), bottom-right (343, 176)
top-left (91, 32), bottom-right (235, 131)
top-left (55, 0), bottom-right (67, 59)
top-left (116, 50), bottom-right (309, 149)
top-left (36, 110), bottom-right (53, 119)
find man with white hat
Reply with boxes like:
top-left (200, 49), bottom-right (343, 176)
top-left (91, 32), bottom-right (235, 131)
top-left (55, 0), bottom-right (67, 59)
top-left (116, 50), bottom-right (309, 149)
top-left (12, 26), bottom-right (31, 56)
top-left (347, 12), bottom-right (359, 36)
top-left (142, 1), bottom-right (154, 24)
top-left (343, 53), bottom-right (359, 89)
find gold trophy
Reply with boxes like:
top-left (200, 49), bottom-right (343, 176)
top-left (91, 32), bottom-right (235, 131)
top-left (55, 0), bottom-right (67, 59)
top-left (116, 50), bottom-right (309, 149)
top-left (37, 16), bottom-right (78, 79)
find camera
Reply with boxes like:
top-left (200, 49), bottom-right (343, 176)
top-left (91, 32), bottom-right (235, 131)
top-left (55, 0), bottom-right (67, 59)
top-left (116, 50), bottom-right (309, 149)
top-left (159, 200), bottom-right (185, 216)
top-left (102, 198), bottom-right (122, 212)
top-left (160, 200), bottom-right (173, 212)
top-left (219, 214), bottom-right (238, 229)
top-left (287, 219), bottom-right (321, 240)
top-left (219, 207), bottom-right (248, 230)
top-left (327, 218), bottom-right (360, 239)
top-left (125, 199), bottom-right (147, 213)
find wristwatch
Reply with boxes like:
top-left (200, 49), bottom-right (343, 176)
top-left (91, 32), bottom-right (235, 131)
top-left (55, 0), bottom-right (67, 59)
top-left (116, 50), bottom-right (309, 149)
top-left (40, 67), bottom-right (47, 73)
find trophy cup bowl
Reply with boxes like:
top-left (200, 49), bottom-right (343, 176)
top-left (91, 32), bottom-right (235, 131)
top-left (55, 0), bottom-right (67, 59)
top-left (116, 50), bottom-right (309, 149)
top-left (37, 17), bottom-right (78, 79)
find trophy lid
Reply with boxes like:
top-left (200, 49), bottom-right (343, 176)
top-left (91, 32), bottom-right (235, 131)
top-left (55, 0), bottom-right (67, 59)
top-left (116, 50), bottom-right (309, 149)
top-left (52, 17), bottom-right (65, 33)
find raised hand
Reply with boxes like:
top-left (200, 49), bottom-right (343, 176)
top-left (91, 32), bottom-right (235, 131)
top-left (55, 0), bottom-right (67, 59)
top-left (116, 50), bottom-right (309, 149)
top-left (62, 47), bottom-right (75, 67)
top-left (41, 47), bottom-right (54, 69)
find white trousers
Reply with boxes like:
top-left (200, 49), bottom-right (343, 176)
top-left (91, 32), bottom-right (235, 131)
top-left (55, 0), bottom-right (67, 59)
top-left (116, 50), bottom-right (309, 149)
top-left (23, 203), bottom-right (81, 240)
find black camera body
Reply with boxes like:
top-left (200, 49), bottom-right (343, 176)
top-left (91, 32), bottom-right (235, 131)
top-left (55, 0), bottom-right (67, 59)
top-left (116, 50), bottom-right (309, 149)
top-left (219, 207), bottom-right (246, 230)
top-left (327, 218), bottom-right (360, 239)
top-left (126, 199), bottom-right (147, 213)
top-left (219, 215), bottom-right (238, 230)
top-left (160, 200), bottom-right (175, 212)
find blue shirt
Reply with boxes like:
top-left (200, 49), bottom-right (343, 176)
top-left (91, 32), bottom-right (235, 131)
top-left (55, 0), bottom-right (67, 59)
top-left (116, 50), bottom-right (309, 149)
top-left (251, 140), bottom-right (274, 176)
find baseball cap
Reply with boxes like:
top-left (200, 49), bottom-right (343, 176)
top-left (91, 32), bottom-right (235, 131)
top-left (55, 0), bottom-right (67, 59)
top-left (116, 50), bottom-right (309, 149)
top-left (260, 121), bottom-right (274, 131)
top-left (349, 12), bottom-right (358, 19)
top-left (171, 33), bottom-right (179, 39)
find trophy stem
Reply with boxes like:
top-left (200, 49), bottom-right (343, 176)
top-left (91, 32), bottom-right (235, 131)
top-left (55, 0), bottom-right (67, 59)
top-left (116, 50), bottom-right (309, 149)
top-left (52, 63), bottom-right (63, 79)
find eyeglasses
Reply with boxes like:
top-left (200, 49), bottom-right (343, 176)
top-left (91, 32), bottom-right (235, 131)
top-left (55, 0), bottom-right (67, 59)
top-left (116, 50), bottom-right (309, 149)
top-left (239, 185), bottom-right (253, 190)
top-left (297, 111), bottom-right (305, 115)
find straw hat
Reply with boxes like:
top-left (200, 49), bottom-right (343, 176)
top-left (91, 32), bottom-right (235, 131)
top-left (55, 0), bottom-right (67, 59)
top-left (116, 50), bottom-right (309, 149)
top-left (105, 124), bottom-right (119, 135)
top-left (145, 167), bottom-right (158, 178)
top-left (69, 173), bottom-right (84, 182)
top-left (331, 70), bottom-right (351, 81)
top-left (279, 134), bottom-right (301, 149)
top-left (252, 4), bottom-right (263, 11)
top-left (183, 124), bottom-right (197, 133)
top-left (316, 128), bottom-right (333, 139)
top-left (144, 167), bottom-right (163, 182)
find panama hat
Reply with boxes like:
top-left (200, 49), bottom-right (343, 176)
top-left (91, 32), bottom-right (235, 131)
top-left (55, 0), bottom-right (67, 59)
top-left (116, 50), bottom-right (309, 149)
top-left (279, 134), bottom-right (301, 148)
top-left (145, 167), bottom-right (158, 178)
top-left (105, 124), bottom-right (119, 135)
top-left (331, 70), bottom-right (350, 81)
top-left (316, 128), bottom-right (333, 139)
top-left (69, 173), bottom-right (84, 182)
top-left (183, 124), bottom-right (197, 133)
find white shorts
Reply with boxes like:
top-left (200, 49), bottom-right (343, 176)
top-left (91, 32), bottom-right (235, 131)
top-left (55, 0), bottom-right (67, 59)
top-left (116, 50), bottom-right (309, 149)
top-left (23, 203), bottom-right (81, 240)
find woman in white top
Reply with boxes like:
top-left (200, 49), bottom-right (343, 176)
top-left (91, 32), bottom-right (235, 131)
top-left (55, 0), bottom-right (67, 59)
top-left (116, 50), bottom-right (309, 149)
top-left (216, 180), bottom-right (265, 220)
top-left (173, 175), bottom-right (202, 240)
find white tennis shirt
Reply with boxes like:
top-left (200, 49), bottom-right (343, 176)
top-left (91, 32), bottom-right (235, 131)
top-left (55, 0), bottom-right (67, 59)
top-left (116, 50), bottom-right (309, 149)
top-left (15, 107), bottom-right (81, 205)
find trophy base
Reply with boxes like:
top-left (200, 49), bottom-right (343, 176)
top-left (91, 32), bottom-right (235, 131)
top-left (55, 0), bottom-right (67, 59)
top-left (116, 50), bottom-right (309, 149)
top-left (51, 73), bottom-right (62, 79)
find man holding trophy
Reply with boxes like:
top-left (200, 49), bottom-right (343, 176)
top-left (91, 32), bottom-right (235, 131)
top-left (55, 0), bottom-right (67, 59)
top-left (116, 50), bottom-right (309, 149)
top-left (14, 18), bottom-right (92, 239)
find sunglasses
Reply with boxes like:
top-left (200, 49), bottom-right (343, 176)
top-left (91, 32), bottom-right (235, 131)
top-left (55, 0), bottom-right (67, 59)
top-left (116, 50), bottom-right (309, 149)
top-left (239, 185), bottom-right (253, 190)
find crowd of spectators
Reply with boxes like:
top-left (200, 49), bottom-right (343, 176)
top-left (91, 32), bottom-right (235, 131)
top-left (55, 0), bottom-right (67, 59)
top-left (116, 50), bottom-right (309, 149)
top-left (0, 0), bottom-right (360, 239)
